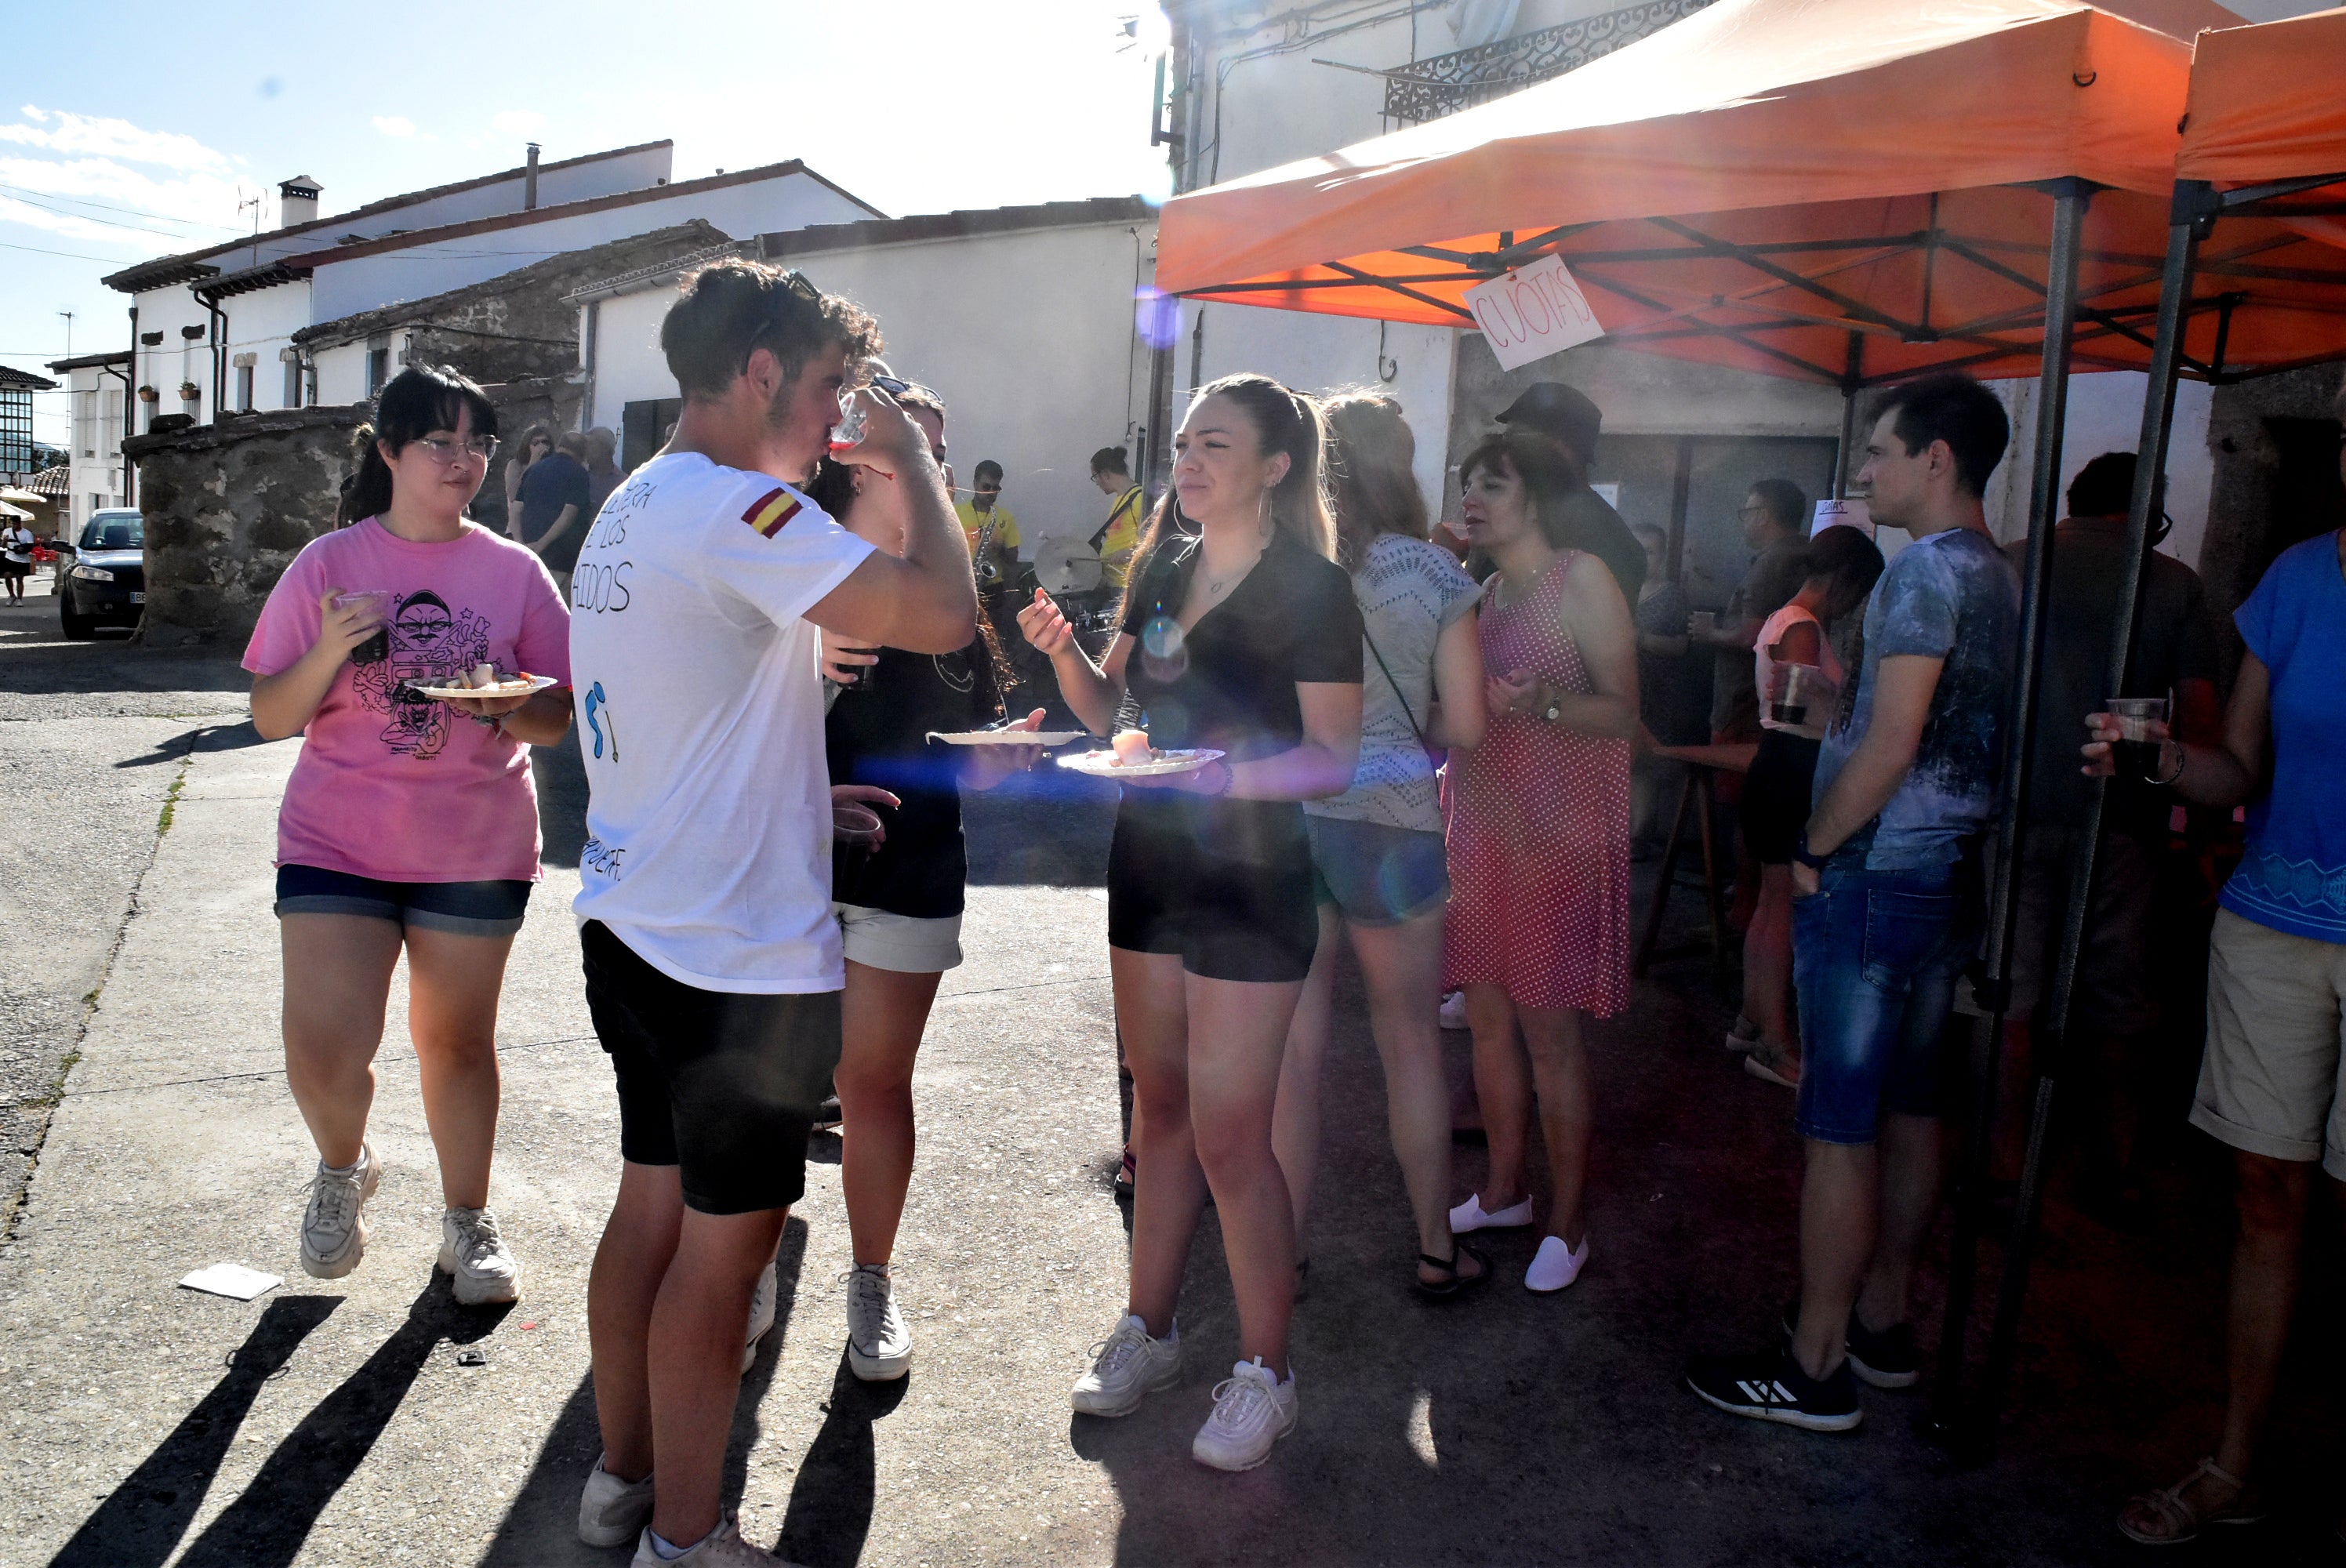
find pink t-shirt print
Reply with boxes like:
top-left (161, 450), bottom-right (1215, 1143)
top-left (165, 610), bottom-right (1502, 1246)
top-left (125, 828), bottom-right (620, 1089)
top-left (243, 517), bottom-right (572, 884)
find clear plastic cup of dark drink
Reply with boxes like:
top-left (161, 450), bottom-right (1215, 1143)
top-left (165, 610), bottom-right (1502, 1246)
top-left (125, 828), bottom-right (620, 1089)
top-left (831, 801), bottom-right (883, 849)
top-left (2108, 696), bottom-right (2168, 780)
top-left (336, 590), bottom-right (394, 665)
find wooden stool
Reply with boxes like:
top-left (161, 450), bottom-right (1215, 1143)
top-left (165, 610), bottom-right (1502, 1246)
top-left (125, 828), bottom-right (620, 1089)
top-left (1634, 743), bottom-right (1755, 980)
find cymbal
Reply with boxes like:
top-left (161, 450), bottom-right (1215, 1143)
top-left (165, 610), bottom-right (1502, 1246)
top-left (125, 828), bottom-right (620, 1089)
top-left (1035, 541), bottom-right (1103, 594)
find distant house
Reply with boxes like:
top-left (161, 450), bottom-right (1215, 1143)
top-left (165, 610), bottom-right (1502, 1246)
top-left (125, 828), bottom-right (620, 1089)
top-left (42, 350), bottom-right (133, 539)
top-left (576, 197), bottom-right (1163, 557)
top-left (102, 141), bottom-right (881, 432)
top-left (0, 365), bottom-right (58, 482)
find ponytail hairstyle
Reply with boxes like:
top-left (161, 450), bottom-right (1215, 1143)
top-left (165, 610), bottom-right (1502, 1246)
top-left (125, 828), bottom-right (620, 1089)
top-left (1119, 373), bottom-right (1335, 619)
top-left (1322, 390), bottom-right (1428, 570)
top-left (339, 365), bottom-right (499, 525)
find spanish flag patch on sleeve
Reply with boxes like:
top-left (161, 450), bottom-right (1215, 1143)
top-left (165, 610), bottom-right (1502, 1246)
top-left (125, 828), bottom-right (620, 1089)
top-left (741, 487), bottom-right (804, 539)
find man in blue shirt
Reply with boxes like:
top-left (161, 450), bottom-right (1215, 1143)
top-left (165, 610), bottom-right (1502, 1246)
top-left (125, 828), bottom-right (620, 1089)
top-left (519, 430), bottom-right (594, 593)
top-left (1688, 374), bottom-right (2020, 1432)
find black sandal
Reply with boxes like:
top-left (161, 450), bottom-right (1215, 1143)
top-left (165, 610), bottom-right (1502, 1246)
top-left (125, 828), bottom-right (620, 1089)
top-left (1413, 1240), bottom-right (1491, 1301)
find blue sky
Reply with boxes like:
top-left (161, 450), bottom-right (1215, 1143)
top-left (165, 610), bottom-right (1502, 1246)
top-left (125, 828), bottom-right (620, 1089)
top-left (1, 1), bottom-right (1174, 443)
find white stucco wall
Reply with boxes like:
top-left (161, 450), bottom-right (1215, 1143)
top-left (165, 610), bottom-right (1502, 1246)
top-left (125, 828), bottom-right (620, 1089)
top-left (307, 175), bottom-right (874, 324)
top-left (62, 365), bottom-right (129, 537)
top-left (217, 281), bottom-right (314, 412)
top-left (1984, 372), bottom-right (2216, 570)
top-left (587, 220), bottom-right (1160, 557)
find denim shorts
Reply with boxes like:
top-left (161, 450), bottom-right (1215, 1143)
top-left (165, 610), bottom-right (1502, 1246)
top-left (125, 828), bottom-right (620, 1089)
top-left (1306, 815), bottom-right (1450, 927)
top-left (1790, 854), bottom-right (1977, 1145)
top-left (274, 864), bottom-right (532, 938)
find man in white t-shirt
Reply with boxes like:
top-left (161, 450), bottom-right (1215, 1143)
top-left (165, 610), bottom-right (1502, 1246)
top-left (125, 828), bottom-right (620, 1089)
top-left (568, 259), bottom-right (975, 1568)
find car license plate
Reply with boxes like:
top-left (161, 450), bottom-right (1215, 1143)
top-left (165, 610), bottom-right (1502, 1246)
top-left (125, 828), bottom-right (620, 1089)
top-left (130, 592), bottom-right (145, 604)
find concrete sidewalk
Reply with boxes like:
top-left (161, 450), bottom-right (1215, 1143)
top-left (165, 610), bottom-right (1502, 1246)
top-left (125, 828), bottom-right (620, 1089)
top-left (0, 717), bottom-right (2331, 1566)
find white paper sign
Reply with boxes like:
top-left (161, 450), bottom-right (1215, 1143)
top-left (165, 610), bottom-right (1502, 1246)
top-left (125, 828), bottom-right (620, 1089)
top-left (1812, 497), bottom-right (1872, 537)
top-left (1462, 253), bottom-right (1605, 372)
top-left (1590, 483), bottom-right (1621, 508)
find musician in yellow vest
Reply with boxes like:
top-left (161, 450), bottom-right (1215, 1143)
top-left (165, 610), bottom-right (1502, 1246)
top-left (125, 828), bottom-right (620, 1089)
top-left (1088, 445), bottom-right (1145, 589)
top-left (953, 459), bottom-right (1022, 591)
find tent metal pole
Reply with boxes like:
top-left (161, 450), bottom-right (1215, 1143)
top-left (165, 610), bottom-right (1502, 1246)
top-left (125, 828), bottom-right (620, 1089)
top-left (1930, 178), bottom-right (2090, 1457)
top-left (1836, 332), bottom-right (1863, 499)
top-left (1968, 183), bottom-right (2208, 1438)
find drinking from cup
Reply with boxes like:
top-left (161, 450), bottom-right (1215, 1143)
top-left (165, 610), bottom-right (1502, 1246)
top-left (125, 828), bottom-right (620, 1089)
top-left (828, 390), bottom-right (868, 454)
top-left (2107, 695), bottom-right (2170, 781)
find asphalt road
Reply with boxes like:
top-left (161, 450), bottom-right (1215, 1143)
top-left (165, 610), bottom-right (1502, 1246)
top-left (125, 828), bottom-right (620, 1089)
top-left (0, 599), bottom-right (2338, 1567)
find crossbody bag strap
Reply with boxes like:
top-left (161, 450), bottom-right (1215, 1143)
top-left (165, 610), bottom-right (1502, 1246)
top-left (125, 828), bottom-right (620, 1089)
top-left (1360, 625), bottom-right (1436, 759)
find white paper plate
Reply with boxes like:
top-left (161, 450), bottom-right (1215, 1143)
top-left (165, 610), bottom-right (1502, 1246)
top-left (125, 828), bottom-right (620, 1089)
top-left (929, 729), bottom-right (1088, 747)
top-left (409, 673), bottom-right (561, 702)
top-left (1056, 747), bottom-right (1225, 779)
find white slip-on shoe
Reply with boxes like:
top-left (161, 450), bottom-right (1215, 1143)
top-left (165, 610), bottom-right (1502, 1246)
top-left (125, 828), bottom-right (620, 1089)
top-left (1191, 1359), bottom-right (1298, 1472)
top-left (741, 1261), bottom-right (777, 1375)
top-left (300, 1143), bottom-right (381, 1279)
top-left (844, 1265), bottom-right (912, 1381)
top-left (438, 1206), bottom-right (522, 1305)
top-left (577, 1453), bottom-right (655, 1548)
top-left (1524, 1232), bottom-right (1591, 1294)
top-left (1447, 1192), bottom-right (1534, 1234)
top-left (629, 1514), bottom-right (805, 1566)
top-left (1070, 1313), bottom-right (1181, 1416)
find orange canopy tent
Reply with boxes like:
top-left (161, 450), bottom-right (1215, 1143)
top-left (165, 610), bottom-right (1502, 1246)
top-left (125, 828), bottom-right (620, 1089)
top-left (1153, 0), bottom-right (2346, 390)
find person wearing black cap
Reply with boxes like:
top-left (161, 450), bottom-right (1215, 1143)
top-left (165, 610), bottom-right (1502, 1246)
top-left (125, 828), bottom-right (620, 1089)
top-left (1492, 383), bottom-right (1646, 606)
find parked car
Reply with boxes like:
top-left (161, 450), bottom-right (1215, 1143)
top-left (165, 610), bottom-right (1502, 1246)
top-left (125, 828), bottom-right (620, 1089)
top-left (60, 510), bottom-right (144, 640)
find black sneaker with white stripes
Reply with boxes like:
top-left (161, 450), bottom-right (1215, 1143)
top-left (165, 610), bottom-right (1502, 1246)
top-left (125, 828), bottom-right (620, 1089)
top-left (1686, 1347), bottom-right (1862, 1432)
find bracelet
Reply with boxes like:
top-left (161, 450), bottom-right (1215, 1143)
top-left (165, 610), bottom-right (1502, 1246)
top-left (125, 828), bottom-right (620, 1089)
top-left (1209, 758), bottom-right (1236, 797)
top-left (2152, 739), bottom-right (2187, 788)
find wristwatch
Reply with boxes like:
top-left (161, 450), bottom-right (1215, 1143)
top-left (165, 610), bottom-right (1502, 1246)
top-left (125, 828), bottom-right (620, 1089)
top-left (1537, 683), bottom-right (1562, 724)
top-left (1792, 829), bottom-right (1832, 871)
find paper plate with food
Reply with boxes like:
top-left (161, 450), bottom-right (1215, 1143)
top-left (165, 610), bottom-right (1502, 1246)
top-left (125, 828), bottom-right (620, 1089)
top-left (928, 726), bottom-right (1088, 747)
top-left (409, 664), bottom-right (561, 702)
top-left (1055, 728), bottom-right (1225, 779)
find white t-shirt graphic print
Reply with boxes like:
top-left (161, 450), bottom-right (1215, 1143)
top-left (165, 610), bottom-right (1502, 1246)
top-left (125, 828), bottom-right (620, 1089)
top-left (569, 451), bottom-right (873, 992)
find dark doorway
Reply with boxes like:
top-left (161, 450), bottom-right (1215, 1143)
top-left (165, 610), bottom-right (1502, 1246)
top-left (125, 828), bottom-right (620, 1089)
top-left (2259, 416), bottom-right (2346, 583)
top-left (622, 397), bottom-right (685, 474)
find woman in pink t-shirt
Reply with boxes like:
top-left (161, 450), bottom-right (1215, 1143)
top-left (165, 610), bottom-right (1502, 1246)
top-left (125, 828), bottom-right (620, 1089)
top-left (243, 365), bottom-right (572, 1305)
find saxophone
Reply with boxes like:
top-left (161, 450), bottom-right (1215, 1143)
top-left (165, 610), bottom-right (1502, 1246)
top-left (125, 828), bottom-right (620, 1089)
top-left (972, 512), bottom-right (1004, 590)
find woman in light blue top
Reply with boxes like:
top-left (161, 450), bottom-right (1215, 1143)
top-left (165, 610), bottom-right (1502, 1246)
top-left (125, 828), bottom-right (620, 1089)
top-left (1272, 394), bottom-right (1490, 1298)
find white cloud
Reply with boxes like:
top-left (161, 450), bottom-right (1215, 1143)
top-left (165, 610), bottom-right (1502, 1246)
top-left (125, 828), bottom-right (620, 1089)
top-left (490, 110), bottom-right (546, 136)
top-left (20, 105), bottom-right (45, 122)
top-left (0, 108), bottom-right (228, 172)
top-left (0, 154), bottom-right (249, 245)
top-left (372, 115), bottom-right (416, 139)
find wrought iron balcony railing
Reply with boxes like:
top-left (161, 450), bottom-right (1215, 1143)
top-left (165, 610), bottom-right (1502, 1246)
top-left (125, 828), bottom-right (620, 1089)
top-left (1382, 0), bottom-right (1717, 125)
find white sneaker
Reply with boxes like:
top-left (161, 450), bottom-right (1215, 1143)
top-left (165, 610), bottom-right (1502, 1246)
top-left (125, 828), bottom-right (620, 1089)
top-left (300, 1144), bottom-right (380, 1279)
top-left (741, 1261), bottom-right (777, 1375)
top-left (1448, 1192), bottom-right (1534, 1234)
top-left (844, 1265), bottom-right (912, 1381)
top-left (438, 1207), bottom-right (522, 1305)
top-left (1439, 990), bottom-right (1469, 1030)
top-left (1070, 1313), bottom-right (1181, 1417)
top-left (629, 1514), bottom-right (805, 1566)
top-left (1525, 1232), bottom-right (1591, 1294)
top-left (577, 1453), bottom-right (654, 1548)
top-left (1191, 1359), bottom-right (1298, 1472)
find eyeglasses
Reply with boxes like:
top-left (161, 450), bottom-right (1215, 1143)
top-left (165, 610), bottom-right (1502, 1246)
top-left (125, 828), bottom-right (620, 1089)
top-left (868, 372), bottom-right (941, 405)
top-left (412, 435), bottom-right (499, 465)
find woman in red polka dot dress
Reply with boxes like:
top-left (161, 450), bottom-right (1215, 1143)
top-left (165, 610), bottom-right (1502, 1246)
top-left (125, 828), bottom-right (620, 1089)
top-left (1442, 430), bottom-right (1636, 1294)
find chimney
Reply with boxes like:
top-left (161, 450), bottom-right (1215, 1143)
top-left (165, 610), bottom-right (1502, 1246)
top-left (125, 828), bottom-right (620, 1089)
top-left (524, 143), bottom-right (540, 211)
top-left (278, 175), bottom-right (321, 228)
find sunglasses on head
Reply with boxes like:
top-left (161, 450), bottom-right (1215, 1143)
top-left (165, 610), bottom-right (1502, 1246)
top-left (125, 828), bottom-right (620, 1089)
top-left (867, 372), bottom-right (940, 405)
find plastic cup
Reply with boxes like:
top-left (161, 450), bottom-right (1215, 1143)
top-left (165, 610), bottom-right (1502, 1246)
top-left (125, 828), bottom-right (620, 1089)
top-left (2108, 696), bottom-right (2169, 781)
top-left (831, 802), bottom-right (884, 848)
top-left (336, 590), bottom-right (394, 664)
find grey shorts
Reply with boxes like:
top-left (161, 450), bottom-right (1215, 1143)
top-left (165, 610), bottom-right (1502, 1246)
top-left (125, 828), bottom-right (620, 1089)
top-left (833, 903), bottom-right (964, 974)
top-left (1990, 827), bottom-right (2159, 1033)
top-left (2192, 907), bottom-right (2346, 1178)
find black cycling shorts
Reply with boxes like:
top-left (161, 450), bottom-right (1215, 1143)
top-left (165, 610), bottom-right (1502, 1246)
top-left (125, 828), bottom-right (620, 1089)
top-left (580, 920), bottom-right (842, 1216)
top-left (1106, 797), bottom-right (1318, 983)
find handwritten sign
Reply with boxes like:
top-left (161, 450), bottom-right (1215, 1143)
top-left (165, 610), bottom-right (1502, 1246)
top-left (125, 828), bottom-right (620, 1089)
top-left (1462, 253), bottom-right (1605, 372)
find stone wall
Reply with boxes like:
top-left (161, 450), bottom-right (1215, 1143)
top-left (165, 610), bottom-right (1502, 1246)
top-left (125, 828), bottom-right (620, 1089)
top-left (124, 405), bottom-right (364, 648)
top-left (125, 377), bottom-right (586, 645)
top-left (2199, 365), bottom-right (2346, 664)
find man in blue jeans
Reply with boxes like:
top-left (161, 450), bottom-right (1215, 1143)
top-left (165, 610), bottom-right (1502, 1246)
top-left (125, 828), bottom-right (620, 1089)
top-left (1688, 374), bottom-right (2019, 1430)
